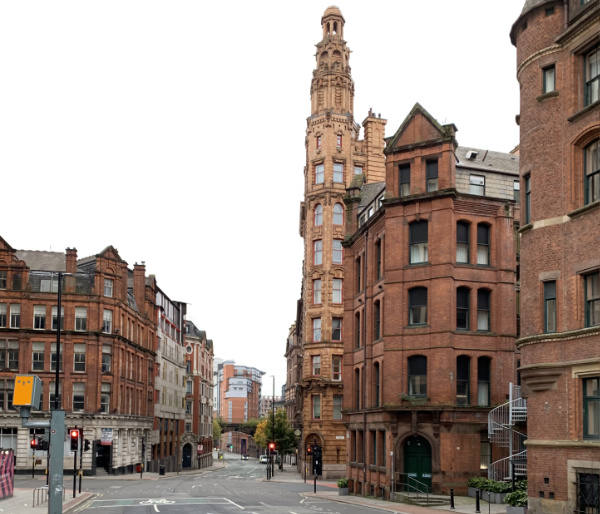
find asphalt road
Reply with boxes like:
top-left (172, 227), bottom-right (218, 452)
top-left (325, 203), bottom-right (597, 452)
top-left (62, 458), bottom-right (384, 514)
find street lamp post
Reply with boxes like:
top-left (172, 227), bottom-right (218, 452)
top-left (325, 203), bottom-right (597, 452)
top-left (268, 375), bottom-right (275, 477)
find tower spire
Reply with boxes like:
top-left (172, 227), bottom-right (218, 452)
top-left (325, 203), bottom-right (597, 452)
top-left (311, 6), bottom-right (354, 116)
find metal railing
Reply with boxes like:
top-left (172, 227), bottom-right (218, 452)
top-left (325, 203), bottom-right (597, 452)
top-left (392, 472), bottom-right (433, 505)
top-left (488, 383), bottom-right (528, 482)
top-left (488, 449), bottom-right (527, 482)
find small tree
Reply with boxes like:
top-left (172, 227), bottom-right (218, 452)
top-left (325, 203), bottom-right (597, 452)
top-left (213, 418), bottom-right (222, 447)
top-left (254, 419), bottom-right (269, 449)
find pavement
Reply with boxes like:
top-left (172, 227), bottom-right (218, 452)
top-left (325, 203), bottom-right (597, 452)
top-left (1, 455), bottom-right (509, 514)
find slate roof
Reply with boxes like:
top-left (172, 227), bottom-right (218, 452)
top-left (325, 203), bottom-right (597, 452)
top-left (15, 250), bottom-right (65, 271)
top-left (358, 181), bottom-right (386, 211)
top-left (455, 146), bottom-right (519, 176)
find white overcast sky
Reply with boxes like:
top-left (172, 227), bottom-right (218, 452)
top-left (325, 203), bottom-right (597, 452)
top-left (0, 1), bottom-right (523, 396)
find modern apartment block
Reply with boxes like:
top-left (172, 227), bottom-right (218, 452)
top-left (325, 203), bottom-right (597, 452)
top-left (343, 104), bottom-right (520, 495)
top-left (511, 0), bottom-right (600, 512)
top-left (217, 361), bottom-right (264, 424)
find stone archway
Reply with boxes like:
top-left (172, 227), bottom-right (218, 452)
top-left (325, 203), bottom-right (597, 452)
top-left (182, 443), bottom-right (192, 468)
top-left (180, 432), bottom-right (198, 469)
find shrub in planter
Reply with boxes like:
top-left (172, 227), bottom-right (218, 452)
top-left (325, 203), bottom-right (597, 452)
top-left (337, 478), bottom-right (349, 488)
top-left (504, 488), bottom-right (528, 507)
top-left (467, 477), bottom-right (487, 498)
top-left (337, 477), bottom-right (349, 496)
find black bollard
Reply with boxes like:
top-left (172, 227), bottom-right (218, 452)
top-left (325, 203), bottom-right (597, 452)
top-left (475, 490), bottom-right (481, 513)
top-left (450, 488), bottom-right (455, 509)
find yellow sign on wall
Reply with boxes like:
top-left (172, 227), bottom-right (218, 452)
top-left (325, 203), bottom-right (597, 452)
top-left (13, 375), bottom-right (42, 408)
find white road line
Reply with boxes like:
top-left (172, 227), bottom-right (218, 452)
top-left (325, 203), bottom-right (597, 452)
top-left (224, 498), bottom-right (244, 510)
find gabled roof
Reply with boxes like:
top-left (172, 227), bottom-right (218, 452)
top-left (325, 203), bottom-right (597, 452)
top-left (0, 236), bottom-right (14, 252)
top-left (385, 103), bottom-right (457, 154)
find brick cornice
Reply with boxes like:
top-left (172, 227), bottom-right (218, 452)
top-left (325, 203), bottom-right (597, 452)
top-left (516, 326), bottom-right (600, 348)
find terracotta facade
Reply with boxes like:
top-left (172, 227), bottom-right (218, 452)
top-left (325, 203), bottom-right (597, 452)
top-left (296, 6), bottom-right (386, 479)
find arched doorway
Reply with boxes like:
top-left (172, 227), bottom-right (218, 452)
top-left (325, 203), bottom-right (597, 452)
top-left (182, 443), bottom-right (192, 468)
top-left (403, 435), bottom-right (432, 492)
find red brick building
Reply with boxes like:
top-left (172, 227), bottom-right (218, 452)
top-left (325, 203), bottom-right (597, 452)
top-left (0, 237), bottom-right (156, 475)
top-left (295, 5), bottom-right (387, 479)
top-left (184, 320), bottom-right (214, 469)
top-left (343, 105), bottom-right (520, 495)
top-left (511, 0), bottom-right (600, 512)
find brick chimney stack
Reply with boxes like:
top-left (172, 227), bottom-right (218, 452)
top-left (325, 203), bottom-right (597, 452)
top-left (133, 263), bottom-right (146, 315)
top-left (65, 248), bottom-right (78, 274)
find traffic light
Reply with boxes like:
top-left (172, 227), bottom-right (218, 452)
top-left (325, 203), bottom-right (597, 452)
top-left (268, 443), bottom-right (275, 451)
top-left (306, 445), bottom-right (312, 455)
top-left (313, 445), bottom-right (322, 476)
top-left (84, 439), bottom-right (91, 452)
top-left (70, 429), bottom-right (80, 452)
top-left (30, 438), bottom-right (37, 450)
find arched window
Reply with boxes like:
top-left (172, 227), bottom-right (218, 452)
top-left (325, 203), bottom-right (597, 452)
top-left (477, 224), bottom-right (490, 265)
top-left (456, 356), bottom-right (470, 405)
top-left (456, 221), bottom-right (470, 263)
top-left (409, 287), bottom-right (427, 325)
top-left (374, 300), bottom-right (381, 340)
top-left (374, 362), bottom-right (380, 407)
top-left (12, 273), bottom-right (22, 291)
top-left (408, 355), bottom-right (427, 397)
top-left (354, 311), bottom-right (361, 349)
top-left (354, 368), bottom-right (361, 409)
top-left (333, 203), bottom-right (344, 225)
top-left (314, 204), bottom-right (323, 226)
top-left (409, 220), bottom-right (428, 264)
top-left (477, 289), bottom-right (491, 331)
top-left (477, 357), bottom-right (491, 406)
top-left (584, 139), bottom-right (599, 205)
top-left (457, 287), bottom-right (470, 330)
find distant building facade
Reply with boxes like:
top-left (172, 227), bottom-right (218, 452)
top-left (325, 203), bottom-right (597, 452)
top-left (184, 320), bottom-right (214, 469)
top-left (217, 361), bottom-right (264, 424)
top-left (511, 1), bottom-right (600, 512)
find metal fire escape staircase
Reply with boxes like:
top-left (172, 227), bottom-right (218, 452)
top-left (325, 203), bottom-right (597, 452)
top-left (488, 383), bottom-right (527, 482)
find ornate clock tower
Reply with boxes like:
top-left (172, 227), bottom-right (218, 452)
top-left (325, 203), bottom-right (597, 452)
top-left (298, 6), bottom-right (386, 478)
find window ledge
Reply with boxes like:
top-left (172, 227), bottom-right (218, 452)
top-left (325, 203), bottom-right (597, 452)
top-left (568, 199), bottom-right (599, 219)
top-left (406, 324), bottom-right (429, 329)
top-left (567, 99), bottom-right (600, 123)
top-left (536, 90), bottom-right (559, 102)
top-left (518, 222), bottom-right (534, 234)
top-left (408, 262), bottom-right (430, 267)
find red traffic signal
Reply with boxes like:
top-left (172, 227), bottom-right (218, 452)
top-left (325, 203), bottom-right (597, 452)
top-left (70, 429), bottom-right (80, 451)
top-left (268, 443), bottom-right (275, 450)
top-left (30, 438), bottom-right (36, 448)
top-left (307, 445), bottom-right (312, 454)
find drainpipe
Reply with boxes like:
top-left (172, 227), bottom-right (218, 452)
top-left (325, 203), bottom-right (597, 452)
top-left (363, 229), bottom-right (368, 493)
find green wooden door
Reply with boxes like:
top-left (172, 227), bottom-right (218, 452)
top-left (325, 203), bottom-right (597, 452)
top-left (403, 435), bottom-right (432, 492)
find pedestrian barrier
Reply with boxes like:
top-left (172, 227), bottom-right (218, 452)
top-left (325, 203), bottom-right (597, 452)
top-left (32, 485), bottom-right (65, 507)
